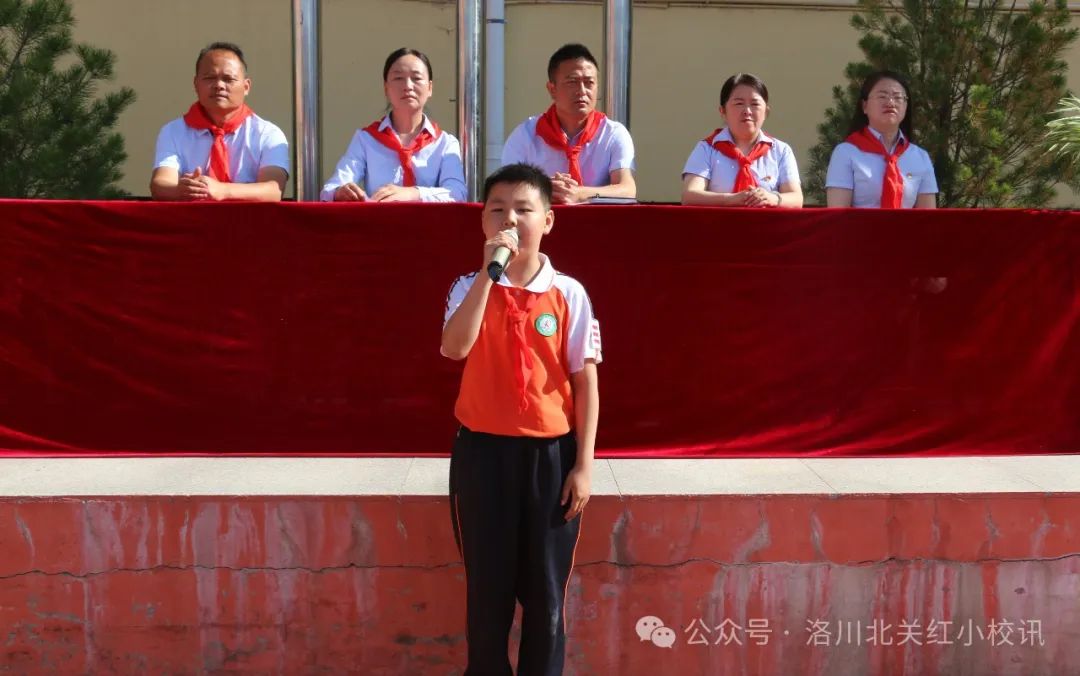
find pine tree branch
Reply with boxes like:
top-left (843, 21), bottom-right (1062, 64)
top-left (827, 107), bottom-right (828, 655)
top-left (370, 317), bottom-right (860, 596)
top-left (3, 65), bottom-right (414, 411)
top-left (0, 21), bottom-right (33, 90)
top-left (946, 0), bottom-right (992, 201)
top-left (991, 0), bottom-right (1020, 78)
top-left (0, 0), bottom-right (134, 197)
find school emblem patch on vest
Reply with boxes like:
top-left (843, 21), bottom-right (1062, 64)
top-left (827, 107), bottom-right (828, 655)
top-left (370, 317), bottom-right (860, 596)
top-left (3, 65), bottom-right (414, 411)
top-left (535, 313), bottom-right (558, 337)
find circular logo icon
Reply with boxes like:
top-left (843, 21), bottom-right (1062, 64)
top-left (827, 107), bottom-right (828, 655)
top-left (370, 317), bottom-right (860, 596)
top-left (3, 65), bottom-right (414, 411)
top-left (535, 313), bottom-right (558, 337)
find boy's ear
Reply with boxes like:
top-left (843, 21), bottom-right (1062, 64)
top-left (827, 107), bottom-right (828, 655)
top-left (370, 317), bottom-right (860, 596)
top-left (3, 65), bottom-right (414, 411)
top-left (544, 209), bottom-right (554, 234)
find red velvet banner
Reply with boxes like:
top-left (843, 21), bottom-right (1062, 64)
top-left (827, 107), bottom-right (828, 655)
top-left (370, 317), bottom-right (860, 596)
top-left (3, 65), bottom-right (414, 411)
top-left (1, 200), bottom-right (1078, 456)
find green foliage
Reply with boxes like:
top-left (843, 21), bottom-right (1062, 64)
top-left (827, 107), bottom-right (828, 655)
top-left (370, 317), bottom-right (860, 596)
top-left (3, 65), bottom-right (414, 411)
top-left (806, 0), bottom-right (1078, 207)
top-left (0, 0), bottom-right (135, 198)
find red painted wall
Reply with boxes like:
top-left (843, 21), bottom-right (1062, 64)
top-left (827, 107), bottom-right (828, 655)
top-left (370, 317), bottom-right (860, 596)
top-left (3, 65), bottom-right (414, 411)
top-left (1, 494), bottom-right (1077, 674)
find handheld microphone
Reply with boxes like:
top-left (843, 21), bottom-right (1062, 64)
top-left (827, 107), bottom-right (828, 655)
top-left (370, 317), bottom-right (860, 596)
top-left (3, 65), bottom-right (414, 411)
top-left (486, 227), bottom-right (519, 282)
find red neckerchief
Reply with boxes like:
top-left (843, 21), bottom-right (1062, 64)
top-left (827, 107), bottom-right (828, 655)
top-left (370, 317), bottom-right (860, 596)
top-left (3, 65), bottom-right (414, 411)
top-left (844, 127), bottom-right (909, 208)
top-left (496, 285), bottom-right (539, 413)
top-left (182, 103), bottom-right (254, 182)
top-left (362, 118), bottom-right (441, 187)
top-left (534, 105), bottom-right (605, 184)
top-left (705, 128), bottom-right (772, 192)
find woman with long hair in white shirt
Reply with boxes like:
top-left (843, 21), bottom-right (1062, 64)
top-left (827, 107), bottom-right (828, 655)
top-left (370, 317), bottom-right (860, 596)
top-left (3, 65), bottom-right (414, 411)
top-left (321, 48), bottom-right (467, 202)
top-left (825, 70), bottom-right (938, 208)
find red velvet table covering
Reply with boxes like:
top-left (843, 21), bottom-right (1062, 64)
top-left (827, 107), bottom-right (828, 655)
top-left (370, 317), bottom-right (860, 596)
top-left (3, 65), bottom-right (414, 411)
top-left (2, 200), bottom-right (1077, 456)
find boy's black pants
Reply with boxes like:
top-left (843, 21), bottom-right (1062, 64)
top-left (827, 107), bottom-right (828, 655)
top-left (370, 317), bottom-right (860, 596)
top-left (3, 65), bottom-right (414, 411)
top-left (449, 426), bottom-right (582, 676)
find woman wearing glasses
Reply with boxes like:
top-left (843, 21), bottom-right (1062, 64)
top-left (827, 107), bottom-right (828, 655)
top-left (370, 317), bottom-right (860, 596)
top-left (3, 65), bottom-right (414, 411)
top-left (321, 48), bottom-right (466, 202)
top-left (681, 73), bottom-right (803, 208)
top-left (826, 71), bottom-right (937, 208)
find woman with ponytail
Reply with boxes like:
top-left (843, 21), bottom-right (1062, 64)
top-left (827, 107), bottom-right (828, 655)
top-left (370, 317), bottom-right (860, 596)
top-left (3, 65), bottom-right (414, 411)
top-left (681, 73), bottom-right (802, 208)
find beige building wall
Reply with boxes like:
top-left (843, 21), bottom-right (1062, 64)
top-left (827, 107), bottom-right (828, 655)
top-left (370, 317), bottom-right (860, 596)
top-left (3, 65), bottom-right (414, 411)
top-left (320, 0), bottom-right (458, 186)
top-left (70, 0), bottom-right (1080, 205)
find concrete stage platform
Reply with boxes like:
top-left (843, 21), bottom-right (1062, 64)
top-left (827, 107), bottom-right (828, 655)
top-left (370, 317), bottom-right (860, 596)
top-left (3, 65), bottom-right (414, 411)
top-left (1, 456), bottom-right (1078, 675)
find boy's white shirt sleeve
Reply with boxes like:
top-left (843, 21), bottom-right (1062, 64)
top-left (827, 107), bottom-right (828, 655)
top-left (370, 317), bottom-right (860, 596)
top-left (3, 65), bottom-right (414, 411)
top-left (443, 274), bottom-right (473, 326)
top-left (441, 274), bottom-right (475, 358)
top-left (559, 277), bottom-right (602, 373)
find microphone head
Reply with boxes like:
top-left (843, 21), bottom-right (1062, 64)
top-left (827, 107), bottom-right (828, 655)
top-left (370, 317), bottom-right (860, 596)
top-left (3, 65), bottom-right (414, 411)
top-left (486, 227), bottom-right (520, 282)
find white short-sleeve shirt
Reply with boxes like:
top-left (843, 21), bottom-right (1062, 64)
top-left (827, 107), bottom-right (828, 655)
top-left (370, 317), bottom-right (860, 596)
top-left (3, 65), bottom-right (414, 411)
top-left (500, 114), bottom-right (635, 187)
top-left (320, 115), bottom-right (466, 202)
top-left (682, 129), bottom-right (800, 193)
top-left (443, 255), bottom-right (601, 372)
top-left (825, 127), bottom-right (938, 208)
top-left (153, 113), bottom-right (290, 181)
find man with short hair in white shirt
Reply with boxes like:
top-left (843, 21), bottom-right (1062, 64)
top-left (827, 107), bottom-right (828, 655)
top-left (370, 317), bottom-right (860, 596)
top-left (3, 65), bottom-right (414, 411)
top-left (150, 42), bottom-right (289, 202)
top-left (500, 43), bottom-right (636, 205)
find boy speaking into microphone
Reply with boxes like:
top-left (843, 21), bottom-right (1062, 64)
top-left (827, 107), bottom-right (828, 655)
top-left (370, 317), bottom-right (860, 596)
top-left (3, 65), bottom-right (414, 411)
top-left (441, 163), bottom-right (602, 675)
